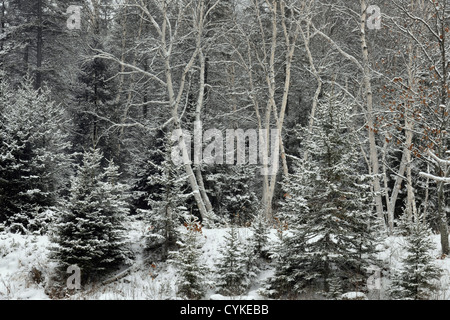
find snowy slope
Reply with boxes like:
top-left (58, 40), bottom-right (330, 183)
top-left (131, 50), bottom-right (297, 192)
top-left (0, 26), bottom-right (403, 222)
top-left (0, 232), bottom-right (52, 299)
top-left (0, 220), bottom-right (268, 300)
top-left (1, 218), bottom-right (450, 300)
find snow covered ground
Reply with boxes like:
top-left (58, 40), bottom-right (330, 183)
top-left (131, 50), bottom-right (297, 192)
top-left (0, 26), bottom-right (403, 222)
top-left (0, 219), bottom-right (273, 300)
top-left (375, 234), bottom-right (450, 300)
top-left (1, 218), bottom-right (450, 300)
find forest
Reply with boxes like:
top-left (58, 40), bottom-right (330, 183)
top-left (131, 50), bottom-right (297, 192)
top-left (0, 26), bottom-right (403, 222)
top-left (0, 0), bottom-right (449, 300)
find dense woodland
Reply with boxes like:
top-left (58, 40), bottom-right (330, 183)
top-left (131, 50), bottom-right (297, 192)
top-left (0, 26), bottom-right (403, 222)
top-left (0, 0), bottom-right (449, 300)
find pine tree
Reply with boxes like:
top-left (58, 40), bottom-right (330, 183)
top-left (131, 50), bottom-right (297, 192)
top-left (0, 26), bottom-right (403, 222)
top-left (0, 0), bottom-right (82, 100)
top-left (206, 165), bottom-right (258, 224)
top-left (0, 75), bottom-right (72, 233)
top-left (243, 213), bottom-right (270, 286)
top-left (51, 148), bottom-right (128, 283)
top-left (223, 165), bottom-right (259, 225)
top-left (265, 92), bottom-right (380, 298)
top-left (248, 210), bottom-right (270, 260)
top-left (215, 224), bottom-right (249, 296)
top-left (169, 216), bottom-right (209, 300)
top-left (72, 53), bottom-right (118, 161)
top-left (389, 217), bottom-right (442, 300)
top-left (261, 215), bottom-right (309, 298)
top-left (144, 133), bottom-right (191, 259)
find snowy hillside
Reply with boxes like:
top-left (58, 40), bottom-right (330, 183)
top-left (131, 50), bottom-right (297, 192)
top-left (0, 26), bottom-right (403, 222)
top-left (1, 218), bottom-right (450, 300)
top-left (0, 219), bottom-right (270, 300)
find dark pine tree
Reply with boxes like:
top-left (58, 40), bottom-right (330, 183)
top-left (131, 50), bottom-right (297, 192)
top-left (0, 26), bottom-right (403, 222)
top-left (169, 216), bottom-right (209, 300)
top-left (265, 92), bottom-right (381, 298)
top-left (215, 224), bottom-right (250, 296)
top-left (389, 216), bottom-right (442, 300)
top-left (51, 148), bottom-right (129, 284)
top-left (0, 75), bottom-right (72, 233)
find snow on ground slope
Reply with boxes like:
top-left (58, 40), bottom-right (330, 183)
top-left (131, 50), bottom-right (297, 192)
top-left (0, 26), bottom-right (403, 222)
top-left (0, 220), bottom-right (267, 300)
top-left (0, 232), bottom-right (52, 299)
top-left (1, 218), bottom-right (450, 300)
top-left (373, 235), bottom-right (450, 300)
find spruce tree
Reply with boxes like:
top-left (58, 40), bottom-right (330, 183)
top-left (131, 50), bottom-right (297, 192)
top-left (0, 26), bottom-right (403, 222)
top-left (248, 210), bottom-right (270, 260)
top-left (389, 217), bottom-right (442, 300)
top-left (265, 92), bottom-right (380, 298)
top-left (223, 165), bottom-right (259, 225)
top-left (169, 216), bottom-right (209, 300)
top-left (0, 0), bottom-right (82, 102)
top-left (244, 213), bottom-right (270, 287)
top-left (215, 224), bottom-right (249, 296)
top-left (51, 148), bottom-right (128, 283)
top-left (0, 75), bottom-right (72, 233)
top-left (130, 130), bottom-right (166, 215)
top-left (207, 165), bottom-right (258, 224)
top-left (73, 54), bottom-right (118, 161)
top-left (145, 133), bottom-right (191, 259)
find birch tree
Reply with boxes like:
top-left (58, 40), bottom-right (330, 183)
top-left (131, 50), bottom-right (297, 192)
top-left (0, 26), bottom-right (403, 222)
top-left (233, 0), bottom-right (305, 220)
top-left (93, 0), bottom-right (216, 223)
top-left (388, 0), bottom-right (450, 252)
top-left (305, 1), bottom-right (385, 224)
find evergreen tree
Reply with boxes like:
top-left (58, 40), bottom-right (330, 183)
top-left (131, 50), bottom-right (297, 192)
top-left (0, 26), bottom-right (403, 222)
top-left (72, 53), bottom-right (118, 161)
top-left (0, 75), bottom-right (72, 233)
top-left (215, 224), bottom-right (249, 296)
top-left (169, 216), bottom-right (209, 300)
top-left (144, 133), bottom-right (191, 259)
top-left (389, 217), bottom-right (442, 300)
top-left (248, 210), bottom-right (270, 260)
top-left (243, 213), bottom-right (270, 287)
top-left (223, 165), bottom-right (259, 225)
top-left (130, 130), bottom-right (165, 215)
top-left (265, 92), bottom-right (380, 298)
top-left (0, 0), bottom-right (82, 100)
top-left (51, 148), bottom-right (128, 283)
top-left (207, 165), bottom-right (258, 224)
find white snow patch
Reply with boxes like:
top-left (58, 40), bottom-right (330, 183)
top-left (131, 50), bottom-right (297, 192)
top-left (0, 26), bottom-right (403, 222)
top-left (341, 292), bottom-right (367, 300)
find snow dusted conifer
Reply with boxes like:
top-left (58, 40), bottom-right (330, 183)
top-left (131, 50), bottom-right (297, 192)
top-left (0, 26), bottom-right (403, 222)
top-left (215, 223), bottom-right (249, 295)
top-left (206, 165), bottom-right (258, 224)
top-left (389, 216), bottom-right (442, 300)
top-left (0, 75), bottom-right (72, 233)
top-left (262, 196), bottom-right (309, 298)
top-left (130, 130), bottom-right (165, 215)
top-left (248, 210), bottom-right (270, 259)
top-left (222, 165), bottom-right (259, 224)
top-left (169, 216), bottom-right (209, 300)
top-left (241, 210), bottom-right (271, 285)
top-left (51, 148), bottom-right (128, 283)
top-left (144, 132), bottom-right (191, 259)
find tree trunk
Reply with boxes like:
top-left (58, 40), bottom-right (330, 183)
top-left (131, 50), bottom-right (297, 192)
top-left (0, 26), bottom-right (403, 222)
top-left (194, 50), bottom-right (214, 216)
top-left (360, 0), bottom-right (384, 222)
top-left (300, 21), bottom-right (322, 163)
top-left (35, 0), bottom-right (43, 90)
top-left (438, 179), bottom-right (449, 255)
top-left (405, 38), bottom-right (418, 222)
top-left (161, 1), bottom-right (211, 224)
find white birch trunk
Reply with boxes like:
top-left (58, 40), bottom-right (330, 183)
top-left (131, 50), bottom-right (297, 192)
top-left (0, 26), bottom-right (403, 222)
top-left (361, 0), bottom-right (384, 222)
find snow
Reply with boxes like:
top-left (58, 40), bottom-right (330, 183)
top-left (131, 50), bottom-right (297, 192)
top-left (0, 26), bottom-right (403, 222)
top-left (0, 232), bottom-right (53, 300)
top-left (0, 220), bottom-right (275, 300)
top-left (2, 218), bottom-right (450, 300)
top-left (209, 293), bottom-right (261, 300)
top-left (341, 292), bottom-right (368, 300)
